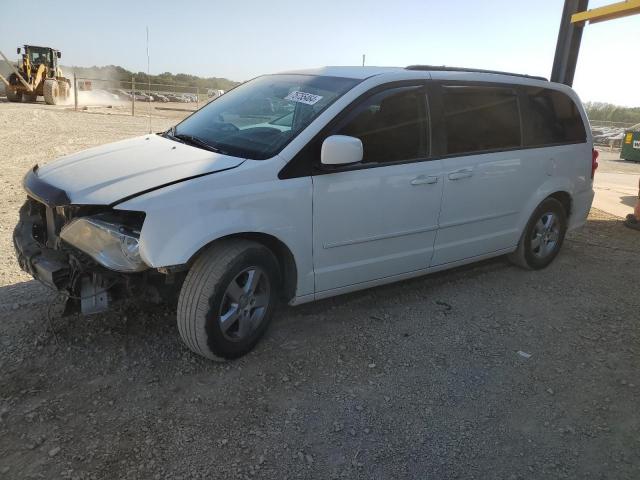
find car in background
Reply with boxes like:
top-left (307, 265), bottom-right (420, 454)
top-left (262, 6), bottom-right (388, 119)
top-left (150, 93), bottom-right (169, 102)
top-left (165, 93), bottom-right (190, 103)
top-left (134, 92), bottom-right (153, 102)
top-left (207, 89), bottom-right (225, 99)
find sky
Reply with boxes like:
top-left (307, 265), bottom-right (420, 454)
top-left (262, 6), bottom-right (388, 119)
top-left (1, 0), bottom-right (638, 106)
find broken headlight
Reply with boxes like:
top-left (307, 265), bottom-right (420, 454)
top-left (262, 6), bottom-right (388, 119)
top-left (60, 213), bottom-right (147, 273)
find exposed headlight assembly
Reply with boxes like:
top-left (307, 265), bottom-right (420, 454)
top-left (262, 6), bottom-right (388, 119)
top-left (61, 213), bottom-right (147, 273)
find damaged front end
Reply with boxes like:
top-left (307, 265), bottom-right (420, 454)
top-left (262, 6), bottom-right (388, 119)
top-left (13, 167), bottom-right (178, 315)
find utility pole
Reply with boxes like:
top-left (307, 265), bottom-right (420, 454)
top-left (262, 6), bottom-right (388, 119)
top-left (552, 0), bottom-right (640, 86)
top-left (73, 73), bottom-right (78, 111)
top-left (147, 26), bottom-right (151, 133)
top-left (551, 0), bottom-right (589, 86)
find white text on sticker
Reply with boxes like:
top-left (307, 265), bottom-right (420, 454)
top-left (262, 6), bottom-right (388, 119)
top-left (285, 91), bottom-right (323, 105)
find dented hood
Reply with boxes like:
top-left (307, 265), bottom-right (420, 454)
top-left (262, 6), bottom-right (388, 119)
top-left (34, 134), bottom-right (245, 205)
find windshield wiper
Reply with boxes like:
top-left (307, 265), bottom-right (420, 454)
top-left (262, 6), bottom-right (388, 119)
top-left (164, 126), bottom-right (186, 144)
top-left (172, 133), bottom-right (226, 154)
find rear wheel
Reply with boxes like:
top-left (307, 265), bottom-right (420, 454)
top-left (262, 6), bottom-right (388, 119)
top-left (5, 86), bottom-right (22, 102)
top-left (177, 240), bottom-right (280, 361)
top-left (59, 80), bottom-right (70, 101)
top-left (23, 93), bottom-right (37, 102)
top-left (43, 79), bottom-right (59, 105)
top-left (509, 198), bottom-right (567, 270)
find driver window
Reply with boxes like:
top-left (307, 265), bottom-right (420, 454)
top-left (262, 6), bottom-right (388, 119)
top-left (336, 87), bottom-right (429, 164)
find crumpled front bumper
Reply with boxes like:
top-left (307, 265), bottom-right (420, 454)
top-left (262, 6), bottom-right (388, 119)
top-left (13, 196), bottom-right (170, 315)
top-left (13, 200), bottom-right (71, 291)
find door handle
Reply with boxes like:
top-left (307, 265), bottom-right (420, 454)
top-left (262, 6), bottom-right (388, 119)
top-left (410, 175), bottom-right (439, 186)
top-left (448, 169), bottom-right (473, 181)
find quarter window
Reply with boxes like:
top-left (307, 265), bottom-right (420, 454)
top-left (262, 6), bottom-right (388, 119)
top-left (441, 85), bottom-right (521, 155)
top-left (523, 87), bottom-right (586, 146)
top-left (336, 87), bottom-right (428, 164)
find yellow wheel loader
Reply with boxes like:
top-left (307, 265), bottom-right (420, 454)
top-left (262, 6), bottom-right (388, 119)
top-left (1, 45), bottom-right (71, 105)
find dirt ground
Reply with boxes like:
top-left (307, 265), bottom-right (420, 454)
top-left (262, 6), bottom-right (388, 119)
top-left (1, 100), bottom-right (639, 480)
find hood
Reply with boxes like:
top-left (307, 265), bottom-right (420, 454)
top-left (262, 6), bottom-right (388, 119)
top-left (35, 134), bottom-right (245, 205)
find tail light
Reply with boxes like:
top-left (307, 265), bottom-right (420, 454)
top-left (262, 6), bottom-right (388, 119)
top-left (591, 148), bottom-right (599, 179)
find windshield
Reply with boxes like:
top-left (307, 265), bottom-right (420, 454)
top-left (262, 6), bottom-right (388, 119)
top-left (28, 48), bottom-right (52, 66)
top-left (173, 74), bottom-right (360, 159)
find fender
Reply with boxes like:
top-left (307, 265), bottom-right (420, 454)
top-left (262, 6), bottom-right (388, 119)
top-left (116, 159), bottom-right (315, 298)
top-left (516, 176), bottom-right (577, 237)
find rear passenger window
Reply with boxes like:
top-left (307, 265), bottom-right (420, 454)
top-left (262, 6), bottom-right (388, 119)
top-left (336, 87), bottom-right (428, 164)
top-left (441, 85), bottom-right (521, 155)
top-left (522, 87), bottom-right (586, 146)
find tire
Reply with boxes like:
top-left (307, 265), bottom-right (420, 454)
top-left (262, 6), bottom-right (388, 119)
top-left (43, 79), bottom-right (59, 105)
top-left (5, 86), bottom-right (22, 102)
top-left (177, 240), bottom-right (280, 361)
top-left (23, 93), bottom-right (37, 102)
top-left (508, 197), bottom-right (567, 270)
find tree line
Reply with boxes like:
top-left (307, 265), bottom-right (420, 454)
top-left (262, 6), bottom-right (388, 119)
top-left (66, 64), bottom-right (240, 92)
top-left (1, 62), bottom-right (241, 91)
top-left (584, 101), bottom-right (640, 126)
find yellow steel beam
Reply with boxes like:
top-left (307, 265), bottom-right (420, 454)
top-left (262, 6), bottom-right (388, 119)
top-left (571, 0), bottom-right (640, 25)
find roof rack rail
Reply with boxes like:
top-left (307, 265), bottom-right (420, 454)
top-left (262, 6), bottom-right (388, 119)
top-left (405, 65), bottom-right (548, 82)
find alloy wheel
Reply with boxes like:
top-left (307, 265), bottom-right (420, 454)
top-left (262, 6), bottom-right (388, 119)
top-left (218, 267), bottom-right (271, 342)
top-left (530, 212), bottom-right (560, 259)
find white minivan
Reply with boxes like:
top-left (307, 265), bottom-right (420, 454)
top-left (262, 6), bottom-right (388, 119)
top-left (14, 65), bottom-right (597, 360)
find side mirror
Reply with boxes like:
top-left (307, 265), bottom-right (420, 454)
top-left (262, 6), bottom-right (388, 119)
top-left (17, 48), bottom-right (21, 54)
top-left (57, 51), bottom-right (62, 59)
top-left (321, 135), bottom-right (363, 166)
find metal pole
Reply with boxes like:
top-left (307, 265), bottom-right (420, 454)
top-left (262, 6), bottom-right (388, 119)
top-left (131, 76), bottom-right (135, 116)
top-left (147, 26), bottom-right (151, 133)
top-left (551, 0), bottom-right (589, 85)
top-left (362, 54), bottom-right (365, 67)
top-left (73, 73), bottom-right (78, 111)
top-left (0, 73), bottom-right (10, 87)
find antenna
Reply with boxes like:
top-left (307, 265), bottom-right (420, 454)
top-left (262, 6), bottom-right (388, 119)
top-left (147, 26), bottom-right (151, 134)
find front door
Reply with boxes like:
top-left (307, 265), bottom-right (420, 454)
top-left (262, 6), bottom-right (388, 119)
top-left (312, 85), bottom-right (444, 292)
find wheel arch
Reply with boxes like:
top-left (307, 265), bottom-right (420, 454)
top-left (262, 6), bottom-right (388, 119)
top-left (548, 190), bottom-right (572, 218)
top-left (517, 178), bottom-right (576, 235)
top-left (187, 232), bottom-right (298, 303)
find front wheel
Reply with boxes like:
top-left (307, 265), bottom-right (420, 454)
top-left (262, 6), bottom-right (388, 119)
top-left (5, 86), bottom-right (22, 102)
top-left (508, 198), bottom-right (567, 270)
top-left (43, 79), bottom-right (59, 105)
top-left (59, 81), bottom-right (70, 101)
top-left (177, 240), bottom-right (280, 361)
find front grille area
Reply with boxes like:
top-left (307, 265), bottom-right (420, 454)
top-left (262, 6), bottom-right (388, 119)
top-left (14, 197), bottom-right (72, 290)
top-left (28, 198), bottom-right (48, 245)
top-left (23, 196), bottom-right (65, 249)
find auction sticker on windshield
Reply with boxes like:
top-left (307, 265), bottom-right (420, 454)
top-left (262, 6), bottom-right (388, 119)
top-left (285, 91), bottom-right (323, 105)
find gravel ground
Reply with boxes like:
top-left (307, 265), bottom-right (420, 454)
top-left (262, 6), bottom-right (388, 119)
top-left (1, 101), bottom-right (639, 480)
